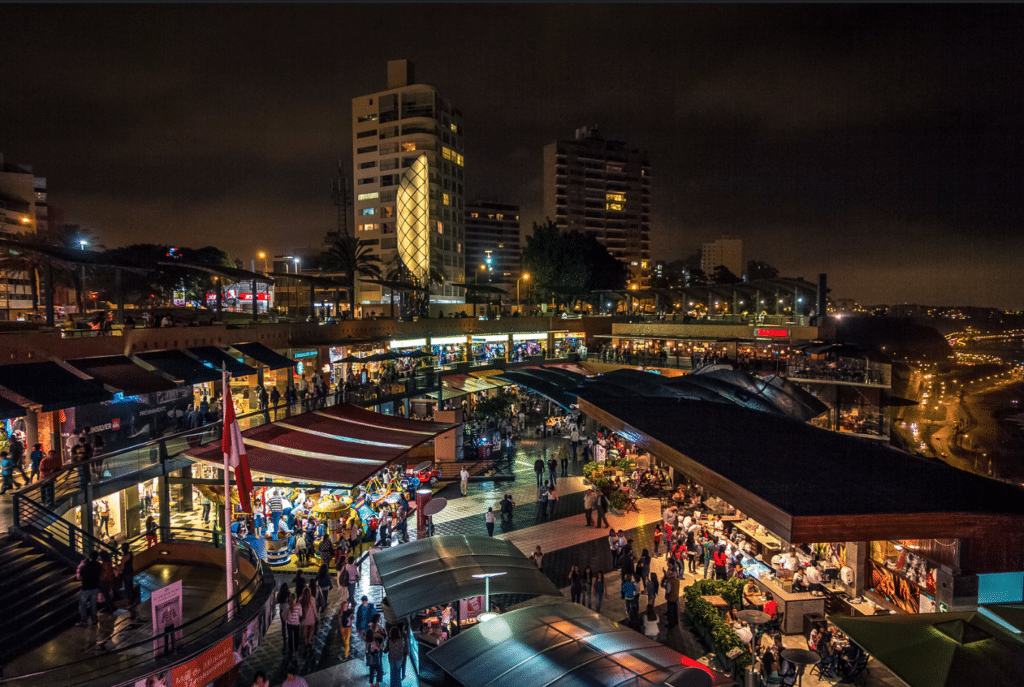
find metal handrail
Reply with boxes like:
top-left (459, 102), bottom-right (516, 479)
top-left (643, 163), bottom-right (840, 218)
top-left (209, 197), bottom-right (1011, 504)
top-left (0, 527), bottom-right (270, 686)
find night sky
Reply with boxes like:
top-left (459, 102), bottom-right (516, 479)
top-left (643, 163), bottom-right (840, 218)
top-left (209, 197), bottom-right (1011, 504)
top-left (2, 4), bottom-right (1023, 309)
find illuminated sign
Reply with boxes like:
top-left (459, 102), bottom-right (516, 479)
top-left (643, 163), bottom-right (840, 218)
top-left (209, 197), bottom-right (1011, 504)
top-left (756, 328), bottom-right (789, 338)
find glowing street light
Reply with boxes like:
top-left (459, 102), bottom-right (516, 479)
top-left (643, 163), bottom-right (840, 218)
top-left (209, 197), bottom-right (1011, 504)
top-left (472, 571), bottom-right (506, 621)
top-left (517, 273), bottom-right (530, 311)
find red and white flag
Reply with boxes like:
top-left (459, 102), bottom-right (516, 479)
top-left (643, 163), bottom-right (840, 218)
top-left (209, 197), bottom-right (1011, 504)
top-left (222, 371), bottom-right (254, 513)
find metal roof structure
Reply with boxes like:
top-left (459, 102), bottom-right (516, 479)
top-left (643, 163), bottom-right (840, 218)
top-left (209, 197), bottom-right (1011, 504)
top-left (373, 535), bottom-right (561, 620)
top-left (428, 602), bottom-right (712, 687)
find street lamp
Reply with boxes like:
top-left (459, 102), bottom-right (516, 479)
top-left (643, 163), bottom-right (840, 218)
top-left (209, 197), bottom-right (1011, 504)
top-left (257, 251), bottom-right (269, 273)
top-left (293, 258), bottom-right (301, 315)
top-left (517, 273), bottom-right (530, 312)
top-left (471, 571), bottom-right (506, 621)
top-left (79, 239), bottom-right (88, 314)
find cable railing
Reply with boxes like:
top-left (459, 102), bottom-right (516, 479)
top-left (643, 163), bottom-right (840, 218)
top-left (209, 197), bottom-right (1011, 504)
top-left (0, 527), bottom-right (272, 687)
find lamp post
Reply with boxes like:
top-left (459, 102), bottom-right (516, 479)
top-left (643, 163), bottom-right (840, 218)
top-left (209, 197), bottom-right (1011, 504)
top-left (471, 571), bottom-right (506, 622)
top-left (476, 264), bottom-right (486, 318)
top-left (257, 251), bottom-right (269, 274)
top-left (78, 239), bottom-right (88, 315)
top-left (293, 258), bottom-right (300, 316)
top-left (517, 273), bottom-right (530, 313)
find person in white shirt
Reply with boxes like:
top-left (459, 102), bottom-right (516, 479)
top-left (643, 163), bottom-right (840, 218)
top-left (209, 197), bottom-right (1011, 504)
top-left (459, 466), bottom-right (470, 496)
top-left (735, 622), bottom-right (754, 650)
top-left (785, 550), bottom-right (801, 573)
top-left (683, 515), bottom-right (692, 530)
top-left (804, 563), bottom-right (823, 591)
top-left (714, 517), bottom-right (724, 532)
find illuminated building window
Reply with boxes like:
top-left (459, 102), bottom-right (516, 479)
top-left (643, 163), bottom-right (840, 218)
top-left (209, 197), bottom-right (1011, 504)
top-left (357, 114), bottom-right (378, 123)
top-left (606, 202), bottom-right (623, 211)
top-left (362, 208), bottom-right (375, 216)
top-left (382, 206), bottom-right (394, 218)
top-left (436, 220), bottom-right (443, 233)
top-left (358, 223), bottom-right (379, 232)
top-left (606, 192), bottom-right (626, 203)
top-left (442, 147), bottom-right (452, 161)
top-left (496, 214), bottom-right (504, 220)
top-left (402, 142), bottom-right (417, 152)
top-left (443, 193), bottom-right (450, 206)
top-left (441, 147), bottom-right (465, 166)
top-left (470, 212), bottom-right (479, 218)
top-left (450, 123), bottom-right (458, 132)
top-left (357, 192), bottom-right (379, 201)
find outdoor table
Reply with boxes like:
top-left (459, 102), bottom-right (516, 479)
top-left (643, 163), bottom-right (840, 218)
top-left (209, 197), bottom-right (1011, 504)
top-left (781, 648), bottom-right (820, 687)
top-left (701, 595), bottom-right (730, 615)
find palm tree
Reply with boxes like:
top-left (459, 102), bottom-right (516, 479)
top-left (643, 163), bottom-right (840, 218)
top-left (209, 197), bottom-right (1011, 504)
top-left (51, 224), bottom-right (103, 314)
top-left (0, 225), bottom-right (98, 319)
top-left (321, 235), bottom-right (382, 317)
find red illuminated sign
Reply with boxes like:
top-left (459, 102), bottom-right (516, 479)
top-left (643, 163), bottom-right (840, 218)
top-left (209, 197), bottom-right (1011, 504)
top-left (756, 327), bottom-right (789, 338)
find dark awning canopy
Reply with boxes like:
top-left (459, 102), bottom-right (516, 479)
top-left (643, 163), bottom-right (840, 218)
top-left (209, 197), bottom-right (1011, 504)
top-left (67, 355), bottom-right (179, 395)
top-left (373, 535), bottom-right (562, 620)
top-left (230, 342), bottom-right (296, 370)
top-left (134, 350), bottom-right (222, 385)
top-left (0, 394), bottom-right (27, 420)
top-left (185, 404), bottom-right (457, 488)
top-left (187, 346), bottom-right (257, 378)
top-left (428, 602), bottom-right (701, 687)
top-left (0, 362), bottom-right (111, 411)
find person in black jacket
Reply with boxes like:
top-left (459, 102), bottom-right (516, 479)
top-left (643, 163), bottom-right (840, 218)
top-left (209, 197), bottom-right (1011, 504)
top-left (77, 550), bottom-right (102, 626)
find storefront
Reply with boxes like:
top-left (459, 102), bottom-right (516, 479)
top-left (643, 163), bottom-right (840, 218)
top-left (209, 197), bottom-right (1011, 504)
top-left (553, 331), bottom-right (584, 357)
top-left (470, 334), bottom-right (508, 363)
top-left (511, 333), bottom-right (546, 361)
top-left (430, 336), bottom-right (467, 367)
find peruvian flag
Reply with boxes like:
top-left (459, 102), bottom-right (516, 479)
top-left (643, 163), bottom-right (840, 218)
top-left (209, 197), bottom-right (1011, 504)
top-left (222, 370), bottom-right (254, 513)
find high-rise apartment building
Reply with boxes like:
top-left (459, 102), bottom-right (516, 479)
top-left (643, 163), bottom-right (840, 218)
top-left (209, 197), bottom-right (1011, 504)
top-left (465, 201), bottom-right (521, 295)
top-left (701, 235), bottom-right (743, 279)
top-left (542, 126), bottom-right (650, 279)
top-left (351, 59), bottom-right (466, 305)
top-left (0, 154), bottom-right (47, 318)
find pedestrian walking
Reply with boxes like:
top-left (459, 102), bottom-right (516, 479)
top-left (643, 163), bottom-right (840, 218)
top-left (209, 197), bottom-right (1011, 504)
top-left (365, 626), bottom-right (384, 687)
top-left (459, 466), bottom-right (469, 496)
top-left (663, 569), bottom-right (681, 628)
top-left (548, 455), bottom-right (558, 487)
top-left (28, 443), bottom-right (43, 482)
top-left (621, 574), bottom-right (639, 617)
top-left (485, 507), bottom-right (495, 536)
top-left (299, 587), bottom-right (318, 650)
top-left (583, 488), bottom-right (596, 527)
top-left (595, 490), bottom-right (610, 528)
top-left (337, 600), bottom-right (353, 660)
top-left (593, 571), bottom-right (606, 613)
top-left (531, 545), bottom-right (544, 571)
top-left (0, 451), bottom-right (15, 495)
top-left (385, 626), bottom-right (405, 687)
top-left (559, 443), bottom-right (569, 477)
top-left (646, 571), bottom-right (659, 607)
top-left (538, 480), bottom-right (550, 518)
top-left (653, 525), bottom-right (662, 555)
top-left (500, 494), bottom-right (514, 523)
top-left (76, 550), bottom-right (102, 626)
top-left (277, 583), bottom-right (291, 647)
top-left (607, 528), bottom-right (619, 569)
top-left (547, 482), bottom-right (559, 517)
top-left (582, 565), bottom-right (594, 609)
top-left (284, 593), bottom-right (302, 655)
top-left (533, 457), bottom-right (545, 488)
top-left (568, 564), bottom-right (583, 604)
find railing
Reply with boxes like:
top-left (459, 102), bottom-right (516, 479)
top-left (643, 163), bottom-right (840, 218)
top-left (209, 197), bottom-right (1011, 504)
top-left (13, 493), bottom-right (117, 565)
top-left (611, 313), bottom-right (810, 326)
top-left (0, 528), bottom-right (272, 687)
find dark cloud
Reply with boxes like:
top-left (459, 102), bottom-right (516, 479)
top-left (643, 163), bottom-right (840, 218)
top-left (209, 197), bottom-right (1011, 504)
top-left (1, 4), bottom-right (1022, 308)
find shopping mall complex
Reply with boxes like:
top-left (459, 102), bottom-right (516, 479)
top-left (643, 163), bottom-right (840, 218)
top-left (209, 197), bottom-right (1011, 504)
top-left (1, 313), bottom-right (1022, 687)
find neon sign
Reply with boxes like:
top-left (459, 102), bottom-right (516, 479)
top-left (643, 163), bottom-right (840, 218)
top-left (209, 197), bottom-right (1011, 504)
top-left (756, 328), bottom-right (789, 338)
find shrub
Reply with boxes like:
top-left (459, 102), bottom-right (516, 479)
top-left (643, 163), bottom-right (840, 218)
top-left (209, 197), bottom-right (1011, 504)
top-left (684, 579), bottom-right (753, 672)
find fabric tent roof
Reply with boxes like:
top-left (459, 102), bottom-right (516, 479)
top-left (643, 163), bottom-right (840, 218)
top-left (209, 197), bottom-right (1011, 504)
top-left (428, 602), bottom-right (708, 687)
top-left (829, 606), bottom-right (1024, 687)
top-left (230, 342), bottom-right (296, 370)
top-left (184, 404), bottom-right (456, 487)
top-left (187, 346), bottom-right (257, 378)
top-left (135, 350), bottom-right (222, 385)
top-left (0, 361), bottom-right (111, 411)
top-left (373, 535), bottom-right (561, 620)
top-left (67, 355), bottom-right (180, 395)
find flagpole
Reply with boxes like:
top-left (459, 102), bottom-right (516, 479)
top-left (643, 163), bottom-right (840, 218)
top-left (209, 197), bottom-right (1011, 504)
top-left (222, 365), bottom-right (235, 620)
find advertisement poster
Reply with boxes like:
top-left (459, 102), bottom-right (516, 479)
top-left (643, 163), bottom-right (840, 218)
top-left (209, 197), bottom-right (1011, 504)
top-left (170, 636), bottom-right (233, 687)
top-left (595, 444), bottom-right (607, 463)
top-left (460, 595), bottom-right (485, 622)
top-left (919, 594), bottom-right (937, 613)
top-left (152, 580), bottom-right (184, 655)
top-left (61, 388), bottom-right (193, 461)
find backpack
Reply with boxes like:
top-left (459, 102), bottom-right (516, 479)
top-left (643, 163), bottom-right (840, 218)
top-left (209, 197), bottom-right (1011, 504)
top-left (339, 568), bottom-right (350, 586)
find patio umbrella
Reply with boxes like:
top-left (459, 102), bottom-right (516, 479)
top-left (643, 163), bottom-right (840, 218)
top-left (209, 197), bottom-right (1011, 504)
top-left (408, 350), bottom-right (433, 358)
top-left (379, 350), bottom-right (401, 360)
top-left (829, 606), bottom-right (1024, 687)
top-left (338, 355), bottom-right (361, 363)
top-left (363, 352), bottom-right (388, 362)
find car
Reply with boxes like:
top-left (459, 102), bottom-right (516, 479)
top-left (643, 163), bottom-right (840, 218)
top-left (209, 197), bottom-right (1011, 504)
top-left (404, 463), bottom-right (441, 486)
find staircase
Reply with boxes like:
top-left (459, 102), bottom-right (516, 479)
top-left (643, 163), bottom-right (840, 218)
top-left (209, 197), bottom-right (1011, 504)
top-left (0, 534), bottom-right (80, 668)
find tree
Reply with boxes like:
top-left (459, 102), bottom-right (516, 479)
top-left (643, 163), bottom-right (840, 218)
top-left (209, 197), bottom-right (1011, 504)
top-left (322, 235), bottom-right (382, 317)
top-left (90, 244), bottom-right (234, 307)
top-left (747, 260), bottom-right (779, 281)
top-left (521, 219), bottom-right (627, 309)
top-left (711, 264), bottom-right (740, 284)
